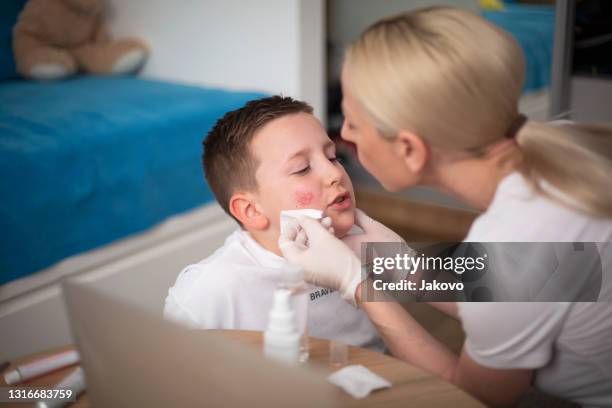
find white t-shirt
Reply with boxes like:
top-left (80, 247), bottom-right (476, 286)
top-left (164, 228), bottom-right (384, 352)
top-left (461, 172), bottom-right (612, 407)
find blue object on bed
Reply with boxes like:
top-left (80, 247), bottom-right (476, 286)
top-left (0, 0), bottom-right (27, 81)
top-left (0, 76), bottom-right (263, 284)
top-left (482, 3), bottom-right (555, 92)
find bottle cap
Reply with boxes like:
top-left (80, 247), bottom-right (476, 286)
top-left (273, 289), bottom-right (291, 310)
top-left (268, 289), bottom-right (297, 333)
top-left (4, 369), bottom-right (21, 385)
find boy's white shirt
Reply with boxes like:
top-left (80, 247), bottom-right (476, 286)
top-left (164, 227), bottom-right (385, 352)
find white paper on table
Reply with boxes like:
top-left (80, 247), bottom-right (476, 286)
top-left (327, 364), bottom-right (392, 399)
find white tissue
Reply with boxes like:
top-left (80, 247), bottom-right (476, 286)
top-left (279, 209), bottom-right (323, 235)
top-left (327, 364), bottom-right (391, 399)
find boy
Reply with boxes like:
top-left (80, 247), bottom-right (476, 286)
top-left (164, 96), bottom-right (382, 351)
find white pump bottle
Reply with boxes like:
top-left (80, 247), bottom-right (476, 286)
top-left (263, 289), bottom-right (301, 364)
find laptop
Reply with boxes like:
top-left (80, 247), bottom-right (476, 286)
top-left (62, 281), bottom-right (336, 407)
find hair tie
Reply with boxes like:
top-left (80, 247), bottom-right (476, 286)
top-left (506, 114), bottom-right (527, 138)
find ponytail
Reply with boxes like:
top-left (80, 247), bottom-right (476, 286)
top-left (516, 121), bottom-right (612, 218)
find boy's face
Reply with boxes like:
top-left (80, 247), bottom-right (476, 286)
top-left (250, 112), bottom-right (355, 237)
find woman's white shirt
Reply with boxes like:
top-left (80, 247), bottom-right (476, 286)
top-left (460, 172), bottom-right (612, 407)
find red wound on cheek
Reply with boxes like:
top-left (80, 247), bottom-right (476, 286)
top-left (295, 191), bottom-right (314, 207)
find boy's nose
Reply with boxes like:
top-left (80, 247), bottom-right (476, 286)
top-left (324, 160), bottom-right (343, 187)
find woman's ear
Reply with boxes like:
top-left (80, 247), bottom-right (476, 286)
top-left (394, 130), bottom-right (429, 174)
top-left (228, 192), bottom-right (270, 230)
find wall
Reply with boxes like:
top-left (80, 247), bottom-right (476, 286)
top-left (326, 0), bottom-right (479, 81)
top-left (570, 77), bottom-right (612, 123)
top-left (106, 0), bottom-right (325, 119)
top-left (327, 0), bottom-right (479, 47)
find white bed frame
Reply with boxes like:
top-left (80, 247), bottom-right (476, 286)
top-left (0, 204), bottom-right (236, 361)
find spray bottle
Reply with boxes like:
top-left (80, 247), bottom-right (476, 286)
top-left (263, 289), bottom-right (300, 364)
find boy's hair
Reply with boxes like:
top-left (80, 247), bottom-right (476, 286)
top-left (203, 96), bottom-right (313, 222)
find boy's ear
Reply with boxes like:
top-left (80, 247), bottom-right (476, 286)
top-left (228, 192), bottom-right (269, 230)
top-left (394, 130), bottom-right (429, 174)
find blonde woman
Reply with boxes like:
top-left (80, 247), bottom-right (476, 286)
top-left (279, 7), bottom-right (612, 407)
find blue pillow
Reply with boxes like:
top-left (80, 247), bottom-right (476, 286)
top-left (0, 0), bottom-right (27, 81)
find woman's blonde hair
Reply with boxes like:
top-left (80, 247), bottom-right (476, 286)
top-left (344, 6), bottom-right (612, 218)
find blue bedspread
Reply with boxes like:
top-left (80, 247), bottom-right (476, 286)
top-left (483, 4), bottom-right (555, 92)
top-left (0, 76), bottom-right (262, 284)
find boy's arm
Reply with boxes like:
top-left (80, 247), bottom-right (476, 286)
top-left (163, 264), bottom-right (237, 330)
top-left (163, 291), bottom-right (202, 328)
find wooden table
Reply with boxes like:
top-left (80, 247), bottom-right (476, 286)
top-left (1, 330), bottom-right (482, 407)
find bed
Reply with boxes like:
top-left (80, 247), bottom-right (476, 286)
top-left (0, 75), bottom-right (266, 360)
top-left (482, 2), bottom-right (556, 93)
top-left (0, 76), bottom-right (263, 286)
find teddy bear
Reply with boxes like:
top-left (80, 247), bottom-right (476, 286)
top-left (12, 0), bottom-right (148, 80)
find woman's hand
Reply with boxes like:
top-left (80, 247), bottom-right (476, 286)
top-left (278, 216), bottom-right (363, 306)
top-left (343, 208), bottom-right (414, 286)
top-left (342, 208), bottom-right (406, 257)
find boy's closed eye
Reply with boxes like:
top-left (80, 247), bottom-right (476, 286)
top-left (293, 165), bottom-right (310, 175)
top-left (291, 156), bottom-right (340, 176)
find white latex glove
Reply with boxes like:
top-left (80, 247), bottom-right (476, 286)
top-left (342, 208), bottom-right (404, 249)
top-left (343, 208), bottom-right (405, 257)
top-left (284, 216), bottom-right (334, 249)
top-left (342, 209), bottom-right (413, 284)
top-left (279, 217), bottom-right (362, 306)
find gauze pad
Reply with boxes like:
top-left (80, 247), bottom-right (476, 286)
top-left (279, 209), bottom-right (323, 235)
top-left (327, 364), bottom-right (391, 398)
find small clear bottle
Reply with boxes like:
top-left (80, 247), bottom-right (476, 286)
top-left (279, 263), bottom-right (310, 362)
